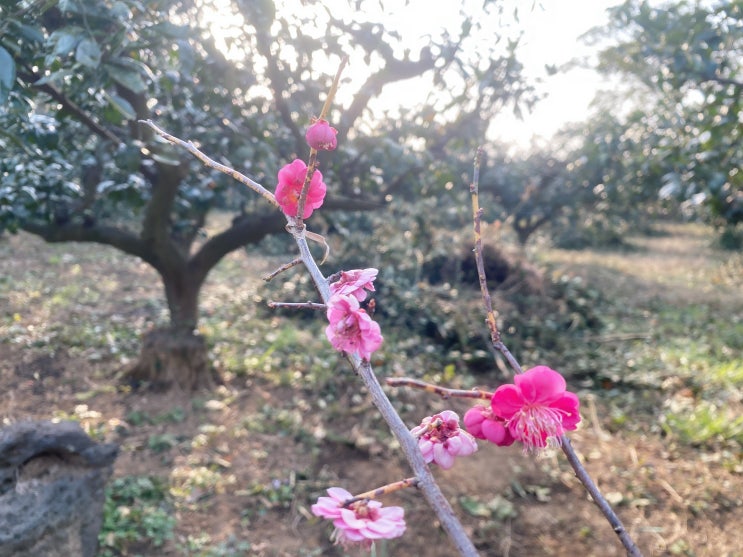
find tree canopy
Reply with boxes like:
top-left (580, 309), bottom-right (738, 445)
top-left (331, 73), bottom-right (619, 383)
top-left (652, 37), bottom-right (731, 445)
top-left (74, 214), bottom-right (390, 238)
top-left (0, 0), bottom-right (534, 387)
top-left (587, 0), bottom-right (742, 233)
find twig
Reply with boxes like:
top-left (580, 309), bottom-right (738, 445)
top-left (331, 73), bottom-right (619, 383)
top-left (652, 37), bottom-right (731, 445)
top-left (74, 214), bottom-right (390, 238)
top-left (139, 119), bottom-right (279, 209)
top-left (469, 147), bottom-right (522, 377)
top-left (345, 477), bottom-right (419, 505)
top-left (295, 58), bottom-right (347, 223)
top-left (263, 258), bottom-right (302, 282)
top-left (319, 56), bottom-right (348, 121)
top-left (296, 147), bottom-right (318, 227)
top-left (468, 149), bottom-right (643, 557)
top-left (561, 437), bottom-right (643, 557)
top-left (386, 377), bottom-right (493, 400)
top-left (267, 301), bottom-right (326, 310)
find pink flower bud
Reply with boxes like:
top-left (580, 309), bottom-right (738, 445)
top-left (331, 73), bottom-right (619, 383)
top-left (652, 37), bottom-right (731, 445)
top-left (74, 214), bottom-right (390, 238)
top-left (463, 405), bottom-right (515, 447)
top-left (305, 118), bottom-right (338, 151)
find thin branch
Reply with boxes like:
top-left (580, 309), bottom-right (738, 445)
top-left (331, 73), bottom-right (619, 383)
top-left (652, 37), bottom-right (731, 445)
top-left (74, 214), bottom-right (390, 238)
top-left (346, 477), bottom-right (419, 505)
top-left (561, 437), bottom-right (643, 557)
top-left (386, 378), bottom-right (493, 400)
top-left (263, 258), bottom-right (302, 282)
top-left (139, 119), bottom-right (279, 209)
top-left (319, 56), bottom-right (348, 121)
top-left (288, 224), bottom-right (479, 557)
top-left (267, 301), bottom-right (326, 310)
top-left (17, 69), bottom-right (122, 145)
top-left (467, 149), bottom-right (644, 556)
top-left (295, 147), bottom-right (318, 227)
top-left (469, 147), bottom-right (523, 376)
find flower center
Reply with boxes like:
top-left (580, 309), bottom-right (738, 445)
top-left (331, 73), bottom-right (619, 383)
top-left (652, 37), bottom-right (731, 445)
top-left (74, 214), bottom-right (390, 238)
top-left (510, 404), bottom-right (567, 449)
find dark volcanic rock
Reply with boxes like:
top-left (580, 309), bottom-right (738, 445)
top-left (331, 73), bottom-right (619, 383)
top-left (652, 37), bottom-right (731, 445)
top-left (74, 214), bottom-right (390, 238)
top-left (0, 420), bottom-right (118, 557)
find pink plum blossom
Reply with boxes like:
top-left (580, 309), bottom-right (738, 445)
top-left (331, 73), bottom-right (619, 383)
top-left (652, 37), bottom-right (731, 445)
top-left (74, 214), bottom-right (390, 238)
top-left (305, 118), bottom-right (338, 151)
top-left (274, 158), bottom-right (326, 219)
top-left (311, 487), bottom-right (406, 550)
top-left (463, 404), bottom-right (516, 447)
top-left (410, 410), bottom-right (478, 469)
top-left (329, 268), bottom-right (378, 302)
top-left (490, 366), bottom-right (581, 450)
top-left (325, 294), bottom-right (383, 360)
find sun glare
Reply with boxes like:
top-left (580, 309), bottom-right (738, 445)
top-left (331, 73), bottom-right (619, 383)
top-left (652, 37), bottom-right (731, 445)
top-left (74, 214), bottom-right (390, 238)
top-left (201, 0), bottom-right (627, 151)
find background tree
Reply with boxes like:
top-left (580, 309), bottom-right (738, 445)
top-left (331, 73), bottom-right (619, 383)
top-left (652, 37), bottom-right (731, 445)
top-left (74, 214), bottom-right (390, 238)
top-left (578, 0), bottom-right (742, 244)
top-left (0, 0), bottom-right (534, 389)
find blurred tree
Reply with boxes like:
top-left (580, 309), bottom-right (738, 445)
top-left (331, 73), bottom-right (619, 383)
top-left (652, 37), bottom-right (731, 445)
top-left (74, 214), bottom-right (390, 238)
top-left (585, 0), bottom-right (742, 239)
top-left (0, 0), bottom-right (533, 388)
top-left (479, 150), bottom-right (574, 246)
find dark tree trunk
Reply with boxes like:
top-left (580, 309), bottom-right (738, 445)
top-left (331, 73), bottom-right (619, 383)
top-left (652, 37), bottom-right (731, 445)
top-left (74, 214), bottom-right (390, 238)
top-left (127, 327), bottom-right (212, 391)
top-left (126, 264), bottom-right (214, 391)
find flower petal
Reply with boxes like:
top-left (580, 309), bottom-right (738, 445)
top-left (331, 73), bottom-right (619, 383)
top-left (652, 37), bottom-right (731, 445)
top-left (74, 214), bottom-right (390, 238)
top-left (515, 366), bottom-right (567, 403)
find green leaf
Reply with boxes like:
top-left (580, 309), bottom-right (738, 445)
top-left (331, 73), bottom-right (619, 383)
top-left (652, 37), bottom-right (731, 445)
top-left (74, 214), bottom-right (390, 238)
top-left (76, 38), bottom-right (101, 69)
top-left (107, 93), bottom-right (136, 120)
top-left (143, 22), bottom-right (191, 39)
top-left (0, 47), bottom-right (16, 105)
top-left (33, 69), bottom-right (73, 87)
top-left (9, 21), bottom-right (45, 44)
top-left (105, 62), bottom-right (148, 93)
top-left (51, 29), bottom-right (81, 58)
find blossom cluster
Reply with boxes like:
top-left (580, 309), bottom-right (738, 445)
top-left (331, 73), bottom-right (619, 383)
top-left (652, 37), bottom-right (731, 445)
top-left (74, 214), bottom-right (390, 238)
top-left (281, 112), bottom-right (583, 553)
top-left (275, 120), bottom-right (384, 363)
top-left (464, 366), bottom-right (581, 451)
top-left (325, 269), bottom-right (383, 361)
top-left (274, 119), bottom-right (337, 219)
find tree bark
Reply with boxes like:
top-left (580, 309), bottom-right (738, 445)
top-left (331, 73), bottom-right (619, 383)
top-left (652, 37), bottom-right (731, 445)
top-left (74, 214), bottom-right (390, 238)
top-left (125, 262), bottom-right (214, 391)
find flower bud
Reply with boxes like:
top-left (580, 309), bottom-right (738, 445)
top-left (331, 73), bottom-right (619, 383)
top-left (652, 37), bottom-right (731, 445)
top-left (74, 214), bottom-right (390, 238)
top-left (305, 119), bottom-right (338, 151)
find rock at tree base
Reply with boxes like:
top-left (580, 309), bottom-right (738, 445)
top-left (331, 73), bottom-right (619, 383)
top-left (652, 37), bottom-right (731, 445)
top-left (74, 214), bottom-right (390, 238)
top-left (0, 420), bottom-right (118, 557)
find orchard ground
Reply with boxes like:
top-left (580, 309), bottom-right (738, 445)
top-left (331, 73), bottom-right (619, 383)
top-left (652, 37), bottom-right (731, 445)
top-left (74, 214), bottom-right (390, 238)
top-left (1, 221), bottom-right (741, 556)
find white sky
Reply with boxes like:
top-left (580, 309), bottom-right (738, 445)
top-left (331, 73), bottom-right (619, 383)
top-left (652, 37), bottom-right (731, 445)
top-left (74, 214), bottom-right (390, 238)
top-left (489, 0), bottom-right (624, 150)
top-left (206, 0), bottom-right (626, 150)
top-left (349, 0), bottom-right (626, 150)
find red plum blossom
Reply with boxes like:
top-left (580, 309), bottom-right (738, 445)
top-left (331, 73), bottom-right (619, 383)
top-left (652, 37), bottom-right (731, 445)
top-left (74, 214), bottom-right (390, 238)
top-left (274, 158), bottom-right (326, 219)
top-left (491, 366), bottom-right (581, 450)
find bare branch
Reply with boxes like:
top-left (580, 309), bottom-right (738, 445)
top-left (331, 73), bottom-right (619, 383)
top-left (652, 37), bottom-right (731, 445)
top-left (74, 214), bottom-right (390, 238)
top-left (17, 69), bottom-right (122, 145)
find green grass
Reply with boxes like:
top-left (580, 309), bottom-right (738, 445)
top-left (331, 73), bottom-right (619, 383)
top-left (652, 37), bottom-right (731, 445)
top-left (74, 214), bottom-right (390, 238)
top-left (662, 401), bottom-right (743, 446)
top-left (99, 476), bottom-right (175, 556)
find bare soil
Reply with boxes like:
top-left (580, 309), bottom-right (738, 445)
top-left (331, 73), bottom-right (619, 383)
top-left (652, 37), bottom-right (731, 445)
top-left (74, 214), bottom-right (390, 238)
top-left (1, 222), bottom-right (742, 557)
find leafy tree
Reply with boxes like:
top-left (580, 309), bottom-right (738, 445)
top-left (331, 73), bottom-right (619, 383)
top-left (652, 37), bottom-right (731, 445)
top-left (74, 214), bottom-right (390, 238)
top-left (477, 149), bottom-right (575, 246)
top-left (585, 0), bottom-right (742, 236)
top-left (0, 0), bottom-right (533, 388)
